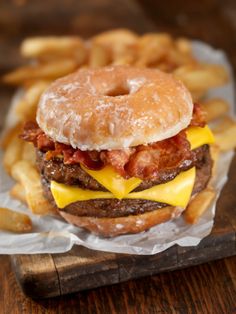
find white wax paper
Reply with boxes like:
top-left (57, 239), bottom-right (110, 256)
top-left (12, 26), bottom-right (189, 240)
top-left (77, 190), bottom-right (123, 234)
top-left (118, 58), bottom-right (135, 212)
top-left (0, 41), bottom-right (235, 255)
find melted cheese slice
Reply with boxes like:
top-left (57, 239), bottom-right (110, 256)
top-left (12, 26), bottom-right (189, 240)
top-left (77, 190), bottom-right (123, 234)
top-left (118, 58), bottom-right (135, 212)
top-left (51, 167), bottom-right (196, 209)
top-left (186, 125), bottom-right (215, 150)
top-left (81, 165), bottom-right (142, 199)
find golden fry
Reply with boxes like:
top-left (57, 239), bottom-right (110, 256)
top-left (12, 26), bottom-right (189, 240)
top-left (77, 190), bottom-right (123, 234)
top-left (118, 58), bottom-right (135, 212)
top-left (112, 53), bottom-right (136, 65)
top-left (93, 29), bottom-right (138, 48)
top-left (190, 90), bottom-right (206, 102)
top-left (212, 116), bottom-right (235, 133)
top-left (2, 59), bottom-right (79, 85)
top-left (92, 29), bottom-right (138, 64)
top-left (3, 132), bottom-right (23, 174)
top-left (21, 36), bottom-right (87, 63)
top-left (88, 43), bottom-right (110, 68)
top-left (22, 142), bottom-right (36, 165)
top-left (135, 33), bottom-right (172, 67)
top-left (184, 188), bottom-right (216, 224)
top-left (11, 161), bottom-right (56, 215)
top-left (15, 80), bottom-right (50, 121)
top-left (202, 98), bottom-right (229, 122)
top-left (175, 38), bottom-right (192, 55)
top-left (0, 123), bottom-right (22, 150)
top-left (209, 144), bottom-right (220, 180)
top-left (10, 183), bottom-right (26, 204)
top-left (174, 63), bottom-right (228, 92)
top-left (0, 207), bottom-right (32, 232)
top-left (166, 49), bottom-right (194, 67)
top-left (214, 122), bottom-right (236, 151)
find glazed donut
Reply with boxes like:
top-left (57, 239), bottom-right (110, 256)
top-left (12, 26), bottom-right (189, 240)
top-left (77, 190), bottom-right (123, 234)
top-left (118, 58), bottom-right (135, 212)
top-left (37, 65), bottom-right (193, 151)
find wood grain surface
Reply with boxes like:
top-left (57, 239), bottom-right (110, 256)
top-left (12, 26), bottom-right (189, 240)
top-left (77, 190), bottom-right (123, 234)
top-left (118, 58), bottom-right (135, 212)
top-left (1, 255), bottom-right (236, 313)
top-left (1, 0), bottom-right (236, 312)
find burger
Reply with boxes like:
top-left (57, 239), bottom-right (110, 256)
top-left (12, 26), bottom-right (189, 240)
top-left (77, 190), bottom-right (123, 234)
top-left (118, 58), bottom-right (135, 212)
top-left (21, 65), bottom-right (214, 237)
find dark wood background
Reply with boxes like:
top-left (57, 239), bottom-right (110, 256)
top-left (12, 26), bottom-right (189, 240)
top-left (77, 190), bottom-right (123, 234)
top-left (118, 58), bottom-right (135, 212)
top-left (0, 0), bottom-right (236, 313)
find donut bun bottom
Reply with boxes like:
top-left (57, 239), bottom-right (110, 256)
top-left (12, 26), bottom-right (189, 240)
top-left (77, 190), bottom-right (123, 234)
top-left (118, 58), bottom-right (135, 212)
top-left (59, 206), bottom-right (184, 237)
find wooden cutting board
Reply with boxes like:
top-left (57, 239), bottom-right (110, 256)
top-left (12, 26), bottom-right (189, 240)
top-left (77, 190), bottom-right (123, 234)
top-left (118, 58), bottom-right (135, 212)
top-left (10, 155), bottom-right (236, 299)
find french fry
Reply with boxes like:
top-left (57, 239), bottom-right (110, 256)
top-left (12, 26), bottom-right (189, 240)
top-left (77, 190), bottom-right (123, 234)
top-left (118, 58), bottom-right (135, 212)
top-left (0, 123), bottom-right (22, 150)
top-left (174, 64), bottom-right (228, 92)
top-left (202, 98), bottom-right (229, 122)
top-left (175, 38), bottom-right (192, 55)
top-left (11, 160), bottom-right (56, 215)
top-left (3, 132), bottom-right (23, 174)
top-left (214, 122), bottom-right (236, 151)
top-left (88, 43), bottom-right (110, 68)
top-left (22, 142), bottom-right (36, 165)
top-left (0, 207), bottom-right (32, 232)
top-left (21, 36), bottom-right (87, 64)
top-left (166, 49), bottom-right (194, 67)
top-left (93, 29), bottom-right (138, 49)
top-left (210, 144), bottom-right (220, 179)
top-left (190, 90), bottom-right (205, 102)
top-left (10, 183), bottom-right (26, 204)
top-left (2, 59), bottom-right (79, 85)
top-left (15, 80), bottom-right (50, 120)
top-left (92, 29), bottom-right (138, 64)
top-left (184, 188), bottom-right (216, 224)
top-left (211, 116), bottom-right (235, 133)
top-left (136, 33), bottom-right (173, 67)
top-left (112, 52), bottom-right (135, 65)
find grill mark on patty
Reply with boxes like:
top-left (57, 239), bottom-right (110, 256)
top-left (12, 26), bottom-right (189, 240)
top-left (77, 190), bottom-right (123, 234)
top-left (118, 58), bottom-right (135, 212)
top-left (41, 145), bottom-right (212, 218)
top-left (36, 145), bottom-right (209, 192)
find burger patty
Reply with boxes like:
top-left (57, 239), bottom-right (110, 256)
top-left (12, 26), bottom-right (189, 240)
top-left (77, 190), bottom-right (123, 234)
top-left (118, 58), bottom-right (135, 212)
top-left (36, 144), bottom-right (210, 192)
top-left (41, 145), bottom-right (212, 218)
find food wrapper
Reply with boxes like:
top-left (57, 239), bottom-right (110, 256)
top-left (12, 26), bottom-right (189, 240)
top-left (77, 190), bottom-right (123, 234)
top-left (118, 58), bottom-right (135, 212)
top-left (0, 41), bottom-right (235, 255)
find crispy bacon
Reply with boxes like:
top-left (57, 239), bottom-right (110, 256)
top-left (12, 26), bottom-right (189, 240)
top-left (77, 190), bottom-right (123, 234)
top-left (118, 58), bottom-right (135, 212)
top-left (46, 143), bottom-right (104, 170)
top-left (37, 133), bottom-right (54, 151)
top-left (64, 150), bottom-right (104, 170)
top-left (190, 103), bottom-right (206, 127)
top-left (21, 103), bottom-right (206, 179)
top-left (20, 121), bottom-right (44, 146)
top-left (100, 149), bottom-right (134, 177)
top-left (126, 131), bottom-right (192, 179)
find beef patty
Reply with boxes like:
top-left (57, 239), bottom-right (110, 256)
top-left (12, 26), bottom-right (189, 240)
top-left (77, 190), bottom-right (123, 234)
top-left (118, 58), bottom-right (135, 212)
top-left (36, 145), bottom-right (210, 192)
top-left (41, 145), bottom-right (212, 218)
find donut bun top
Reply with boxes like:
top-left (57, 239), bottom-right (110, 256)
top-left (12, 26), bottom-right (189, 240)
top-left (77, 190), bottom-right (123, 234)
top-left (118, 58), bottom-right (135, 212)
top-left (37, 65), bottom-right (193, 151)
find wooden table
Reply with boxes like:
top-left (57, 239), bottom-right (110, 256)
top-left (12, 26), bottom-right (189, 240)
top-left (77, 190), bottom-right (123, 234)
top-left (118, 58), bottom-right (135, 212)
top-left (0, 0), bottom-right (236, 312)
top-left (0, 254), bottom-right (235, 313)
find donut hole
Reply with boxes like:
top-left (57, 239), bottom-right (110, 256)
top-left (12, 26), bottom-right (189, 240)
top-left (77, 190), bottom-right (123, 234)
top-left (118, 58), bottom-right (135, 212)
top-left (106, 85), bottom-right (130, 97)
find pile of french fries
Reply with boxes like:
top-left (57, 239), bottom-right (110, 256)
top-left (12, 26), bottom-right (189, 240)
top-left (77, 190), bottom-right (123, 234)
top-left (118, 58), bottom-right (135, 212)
top-left (1, 29), bottom-right (236, 233)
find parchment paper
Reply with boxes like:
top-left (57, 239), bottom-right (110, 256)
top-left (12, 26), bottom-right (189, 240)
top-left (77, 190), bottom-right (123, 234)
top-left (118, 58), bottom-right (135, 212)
top-left (0, 41), bottom-right (235, 255)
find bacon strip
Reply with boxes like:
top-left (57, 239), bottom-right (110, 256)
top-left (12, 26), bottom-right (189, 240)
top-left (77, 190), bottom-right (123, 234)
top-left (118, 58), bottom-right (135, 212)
top-left (21, 103), bottom-right (206, 179)
top-left (190, 103), bottom-right (207, 127)
top-left (126, 131), bottom-right (192, 179)
top-left (100, 149), bottom-right (134, 177)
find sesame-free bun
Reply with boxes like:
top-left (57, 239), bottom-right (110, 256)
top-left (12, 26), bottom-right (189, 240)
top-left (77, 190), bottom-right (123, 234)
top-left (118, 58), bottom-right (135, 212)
top-left (37, 65), bottom-right (193, 151)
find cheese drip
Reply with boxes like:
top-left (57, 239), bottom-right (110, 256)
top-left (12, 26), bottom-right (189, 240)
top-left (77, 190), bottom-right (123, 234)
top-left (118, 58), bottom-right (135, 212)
top-left (51, 167), bottom-right (196, 209)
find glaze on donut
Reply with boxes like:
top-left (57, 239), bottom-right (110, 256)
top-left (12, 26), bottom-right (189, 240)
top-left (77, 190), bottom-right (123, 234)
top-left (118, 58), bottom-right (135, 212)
top-left (37, 65), bottom-right (193, 151)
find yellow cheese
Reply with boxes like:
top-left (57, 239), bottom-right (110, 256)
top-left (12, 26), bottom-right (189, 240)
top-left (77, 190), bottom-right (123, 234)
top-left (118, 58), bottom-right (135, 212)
top-left (51, 182), bottom-right (112, 208)
top-left (81, 165), bottom-right (142, 199)
top-left (186, 125), bottom-right (215, 150)
top-left (126, 167), bottom-right (195, 207)
top-left (51, 167), bottom-right (196, 209)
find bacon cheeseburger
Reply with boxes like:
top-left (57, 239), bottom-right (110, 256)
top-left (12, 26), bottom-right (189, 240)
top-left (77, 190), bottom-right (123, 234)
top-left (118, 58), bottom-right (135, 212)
top-left (22, 65), bottom-right (214, 236)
